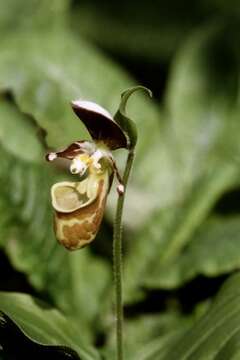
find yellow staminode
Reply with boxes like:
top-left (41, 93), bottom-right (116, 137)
top-left (70, 153), bottom-right (92, 175)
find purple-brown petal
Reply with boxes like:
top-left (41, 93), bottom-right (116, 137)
top-left (71, 100), bottom-right (127, 150)
top-left (46, 141), bottom-right (94, 161)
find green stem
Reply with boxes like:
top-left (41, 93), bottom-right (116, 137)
top-left (113, 150), bottom-right (135, 360)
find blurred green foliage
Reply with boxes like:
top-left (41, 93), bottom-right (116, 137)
top-left (0, 0), bottom-right (240, 359)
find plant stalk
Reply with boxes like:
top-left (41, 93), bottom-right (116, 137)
top-left (113, 150), bottom-right (135, 360)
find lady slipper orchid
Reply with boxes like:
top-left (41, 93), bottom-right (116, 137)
top-left (46, 100), bottom-right (127, 250)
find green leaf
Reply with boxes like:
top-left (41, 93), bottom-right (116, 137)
top-left (0, 312), bottom-right (80, 359)
top-left (114, 86), bottom-right (152, 149)
top-left (145, 216), bottom-right (240, 289)
top-left (0, 1), bottom-right (165, 230)
top-left (0, 0), bottom-right (70, 33)
top-left (131, 331), bottom-right (187, 360)
top-left (104, 311), bottom-right (193, 360)
top-left (0, 103), bottom-right (111, 338)
top-left (0, 292), bottom-right (100, 360)
top-left (123, 23), bottom-right (240, 301)
top-left (0, 99), bottom-right (43, 163)
top-left (166, 23), bottom-right (240, 168)
top-left (0, 28), bottom-right (160, 151)
top-left (153, 273), bottom-right (240, 359)
top-left (124, 163), bottom-right (240, 302)
top-left (0, 11), bottom-right (168, 232)
top-left (124, 273), bottom-right (240, 359)
top-left (2, 152), bottom-right (111, 338)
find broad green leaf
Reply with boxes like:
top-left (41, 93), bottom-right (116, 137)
top-left (114, 86), bottom-right (152, 148)
top-left (0, 312), bottom-right (80, 359)
top-left (0, 103), bottom-right (111, 338)
top-left (0, 292), bottom-right (100, 360)
top-left (1, 148), bottom-right (111, 338)
top-left (0, 13), bottom-right (181, 233)
top-left (166, 23), bottom-right (240, 174)
top-left (124, 163), bottom-right (240, 302)
top-left (0, 99), bottom-right (43, 163)
top-left (130, 331), bottom-right (187, 360)
top-left (153, 272), bottom-right (240, 360)
top-left (104, 311), bottom-right (193, 360)
top-left (0, 0), bottom-right (70, 32)
top-left (0, 28), bottom-right (160, 151)
top-left (123, 23), bottom-right (240, 301)
top-left (125, 273), bottom-right (240, 359)
top-left (145, 216), bottom-right (240, 289)
top-left (0, 19), bottom-right (166, 227)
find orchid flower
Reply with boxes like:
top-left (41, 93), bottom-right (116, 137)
top-left (46, 87), bottom-right (151, 360)
top-left (46, 100), bottom-right (128, 250)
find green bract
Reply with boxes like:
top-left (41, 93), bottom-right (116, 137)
top-left (114, 86), bottom-right (152, 149)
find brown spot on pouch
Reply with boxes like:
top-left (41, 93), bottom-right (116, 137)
top-left (54, 179), bottom-right (108, 249)
top-left (63, 223), bottom-right (91, 241)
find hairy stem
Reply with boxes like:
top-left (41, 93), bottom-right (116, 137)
top-left (113, 150), bottom-right (135, 360)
